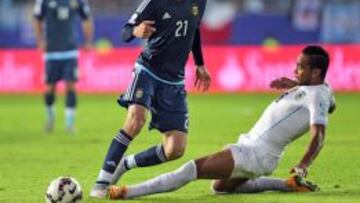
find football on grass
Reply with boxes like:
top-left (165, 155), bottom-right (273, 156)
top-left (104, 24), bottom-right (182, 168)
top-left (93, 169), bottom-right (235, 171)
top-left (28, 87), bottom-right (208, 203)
top-left (45, 176), bottom-right (83, 203)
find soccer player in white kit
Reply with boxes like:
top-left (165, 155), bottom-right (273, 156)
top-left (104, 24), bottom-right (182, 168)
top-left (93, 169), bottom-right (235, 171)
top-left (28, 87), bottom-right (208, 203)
top-left (108, 45), bottom-right (336, 200)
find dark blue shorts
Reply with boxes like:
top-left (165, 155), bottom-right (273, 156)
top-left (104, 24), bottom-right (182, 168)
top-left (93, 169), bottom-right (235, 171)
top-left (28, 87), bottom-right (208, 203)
top-left (45, 59), bottom-right (78, 84)
top-left (118, 68), bottom-right (189, 133)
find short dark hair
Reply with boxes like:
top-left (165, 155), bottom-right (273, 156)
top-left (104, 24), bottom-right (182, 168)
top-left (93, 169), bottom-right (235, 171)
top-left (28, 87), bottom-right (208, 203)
top-left (302, 45), bottom-right (330, 79)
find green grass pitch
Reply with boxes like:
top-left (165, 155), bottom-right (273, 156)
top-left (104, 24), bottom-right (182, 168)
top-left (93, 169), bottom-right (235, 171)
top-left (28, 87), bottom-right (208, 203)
top-left (0, 93), bottom-right (359, 203)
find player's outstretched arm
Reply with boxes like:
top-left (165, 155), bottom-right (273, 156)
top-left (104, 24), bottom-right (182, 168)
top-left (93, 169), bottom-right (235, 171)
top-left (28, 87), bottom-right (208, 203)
top-left (270, 77), bottom-right (298, 90)
top-left (290, 124), bottom-right (326, 177)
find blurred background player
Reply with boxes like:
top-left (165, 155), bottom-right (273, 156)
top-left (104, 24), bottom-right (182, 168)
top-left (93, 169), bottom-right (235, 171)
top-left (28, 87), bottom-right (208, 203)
top-left (108, 45), bottom-right (336, 199)
top-left (90, 0), bottom-right (211, 198)
top-left (33, 0), bottom-right (94, 133)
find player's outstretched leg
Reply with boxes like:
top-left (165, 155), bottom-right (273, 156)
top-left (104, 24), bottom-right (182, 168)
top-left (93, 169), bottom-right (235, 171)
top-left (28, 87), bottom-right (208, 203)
top-left (108, 149), bottom-right (235, 199)
top-left (44, 84), bottom-right (56, 133)
top-left (109, 160), bottom-right (196, 200)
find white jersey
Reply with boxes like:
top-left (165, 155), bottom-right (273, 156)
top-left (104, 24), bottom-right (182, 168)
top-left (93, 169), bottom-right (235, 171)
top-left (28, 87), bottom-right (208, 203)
top-left (238, 84), bottom-right (335, 162)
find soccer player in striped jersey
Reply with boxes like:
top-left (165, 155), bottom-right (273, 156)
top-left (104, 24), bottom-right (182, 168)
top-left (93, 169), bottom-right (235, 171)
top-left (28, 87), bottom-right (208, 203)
top-left (108, 45), bottom-right (336, 199)
top-left (90, 0), bottom-right (210, 198)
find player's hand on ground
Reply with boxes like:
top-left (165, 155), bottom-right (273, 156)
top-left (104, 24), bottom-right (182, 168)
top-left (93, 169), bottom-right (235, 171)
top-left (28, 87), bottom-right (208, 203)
top-left (195, 65), bottom-right (211, 92)
top-left (290, 165), bottom-right (308, 178)
top-left (133, 21), bottom-right (156, 39)
top-left (270, 77), bottom-right (298, 90)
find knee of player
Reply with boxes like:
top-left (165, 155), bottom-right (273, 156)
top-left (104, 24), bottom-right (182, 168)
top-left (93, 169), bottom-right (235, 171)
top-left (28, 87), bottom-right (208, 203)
top-left (65, 86), bottom-right (76, 93)
top-left (127, 114), bottom-right (146, 130)
top-left (65, 83), bottom-right (76, 92)
top-left (45, 85), bottom-right (56, 94)
top-left (164, 146), bottom-right (185, 161)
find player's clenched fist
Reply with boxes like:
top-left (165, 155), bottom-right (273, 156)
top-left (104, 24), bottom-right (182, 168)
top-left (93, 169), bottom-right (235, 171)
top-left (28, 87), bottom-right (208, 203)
top-left (133, 21), bottom-right (156, 38)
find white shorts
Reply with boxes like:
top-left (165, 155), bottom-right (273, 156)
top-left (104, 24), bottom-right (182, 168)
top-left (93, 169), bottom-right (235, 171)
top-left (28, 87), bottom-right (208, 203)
top-left (227, 143), bottom-right (279, 179)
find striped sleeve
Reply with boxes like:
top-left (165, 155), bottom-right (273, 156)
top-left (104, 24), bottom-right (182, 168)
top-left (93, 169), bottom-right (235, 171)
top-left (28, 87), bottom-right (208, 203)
top-left (127, 0), bottom-right (156, 25)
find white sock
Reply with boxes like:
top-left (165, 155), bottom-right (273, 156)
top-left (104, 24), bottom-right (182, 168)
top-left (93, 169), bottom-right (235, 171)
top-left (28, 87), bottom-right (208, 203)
top-left (125, 155), bottom-right (137, 169)
top-left (111, 156), bottom-right (131, 185)
top-left (126, 160), bottom-right (197, 199)
top-left (97, 169), bottom-right (113, 184)
top-left (65, 107), bottom-right (75, 128)
top-left (233, 177), bottom-right (291, 193)
top-left (46, 105), bottom-right (55, 121)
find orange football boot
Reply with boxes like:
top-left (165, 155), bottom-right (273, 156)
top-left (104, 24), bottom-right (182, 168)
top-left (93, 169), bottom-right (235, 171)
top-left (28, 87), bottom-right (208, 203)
top-left (108, 185), bottom-right (128, 200)
top-left (286, 175), bottom-right (319, 192)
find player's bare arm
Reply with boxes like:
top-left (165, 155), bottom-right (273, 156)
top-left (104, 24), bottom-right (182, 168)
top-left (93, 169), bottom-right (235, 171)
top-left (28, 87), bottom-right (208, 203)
top-left (32, 19), bottom-right (46, 51)
top-left (82, 18), bottom-right (94, 50)
top-left (291, 124), bottom-right (326, 177)
top-left (270, 77), bottom-right (298, 90)
top-left (133, 20), bottom-right (156, 39)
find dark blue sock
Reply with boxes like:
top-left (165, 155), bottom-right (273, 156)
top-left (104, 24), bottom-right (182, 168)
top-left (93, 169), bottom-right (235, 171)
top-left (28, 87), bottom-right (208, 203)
top-left (66, 90), bottom-right (77, 108)
top-left (44, 92), bottom-right (55, 106)
top-left (102, 130), bottom-right (132, 173)
top-left (133, 145), bottom-right (167, 167)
